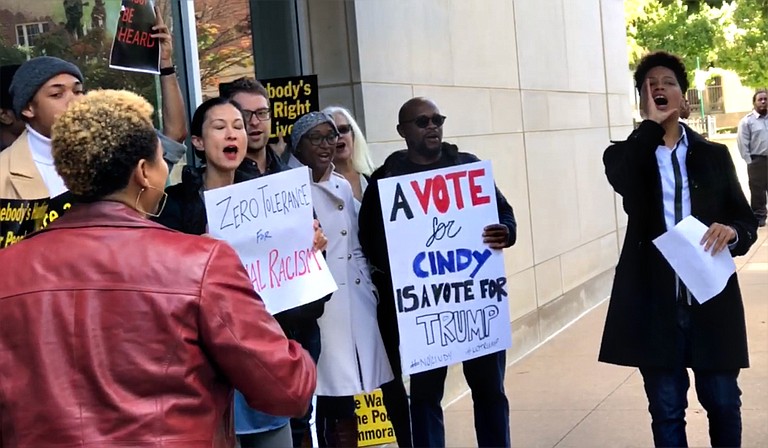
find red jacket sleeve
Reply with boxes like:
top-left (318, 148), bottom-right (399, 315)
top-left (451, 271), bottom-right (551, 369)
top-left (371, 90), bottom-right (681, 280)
top-left (197, 241), bottom-right (317, 417)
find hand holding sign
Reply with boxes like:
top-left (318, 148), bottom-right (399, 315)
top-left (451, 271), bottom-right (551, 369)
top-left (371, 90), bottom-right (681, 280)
top-left (151, 6), bottom-right (173, 67)
top-left (204, 167), bottom-right (337, 315)
top-left (110, 0), bottom-right (161, 74)
top-left (313, 219), bottom-right (328, 252)
top-left (482, 224), bottom-right (509, 249)
top-left (378, 161), bottom-right (512, 375)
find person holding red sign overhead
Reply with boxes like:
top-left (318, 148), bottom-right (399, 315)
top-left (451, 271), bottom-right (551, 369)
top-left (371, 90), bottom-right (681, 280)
top-left (358, 97), bottom-right (516, 448)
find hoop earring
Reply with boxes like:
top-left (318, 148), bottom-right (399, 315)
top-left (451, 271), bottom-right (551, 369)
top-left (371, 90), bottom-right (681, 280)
top-left (135, 186), bottom-right (168, 218)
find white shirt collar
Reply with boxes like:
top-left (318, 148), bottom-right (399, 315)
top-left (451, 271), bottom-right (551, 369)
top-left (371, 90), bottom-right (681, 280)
top-left (26, 124), bottom-right (54, 166)
top-left (662, 124), bottom-right (688, 151)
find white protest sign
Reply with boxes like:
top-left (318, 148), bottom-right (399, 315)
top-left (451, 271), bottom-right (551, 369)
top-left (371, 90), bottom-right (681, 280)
top-left (378, 160), bottom-right (512, 375)
top-left (204, 167), bottom-right (337, 315)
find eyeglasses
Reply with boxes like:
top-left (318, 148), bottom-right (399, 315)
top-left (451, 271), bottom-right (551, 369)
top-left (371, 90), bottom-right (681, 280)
top-left (305, 133), bottom-right (339, 147)
top-left (337, 124), bottom-right (353, 135)
top-left (400, 114), bottom-right (446, 128)
top-left (242, 108), bottom-right (271, 122)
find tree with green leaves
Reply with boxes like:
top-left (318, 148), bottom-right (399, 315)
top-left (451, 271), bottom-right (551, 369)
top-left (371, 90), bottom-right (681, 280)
top-left (628, 0), bottom-right (768, 89)
top-left (718, 0), bottom-right (768, 88)
top-left (659, 0), bottom-right (726, 12)
top-left (0, 36), bottom-right (28, 66)
top-left (625, 0), bottom-right (724, 80)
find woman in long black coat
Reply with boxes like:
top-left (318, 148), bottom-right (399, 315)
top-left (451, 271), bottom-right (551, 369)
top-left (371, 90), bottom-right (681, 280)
top-left (599, 51), bottom-right (758, 448)
top-left (599, 120), bottom-right (757, 370)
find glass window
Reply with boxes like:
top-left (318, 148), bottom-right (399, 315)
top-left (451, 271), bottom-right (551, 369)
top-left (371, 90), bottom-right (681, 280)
top-left (15, 25), bottom-right (25, 47)
top-left (19, 23), bottom-right (47, 48)
top-left (0, 1), bottom-right (167, 124)
top-left (15, 23), bottom-right (45, 48)
top-left (193, 0), bottom-right (255, 98)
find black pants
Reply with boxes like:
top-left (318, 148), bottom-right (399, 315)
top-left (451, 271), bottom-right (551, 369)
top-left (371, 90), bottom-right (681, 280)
top-left (287, 321), bottom-right (322, 447)
top-left (409, 351), bottom-right (510, 448)
top-left (747, 155), bottom-right (767, 223)
top-left (376, 288), bottom-right (413, 448)
top-left (315, 395), bottom-right (356, 447)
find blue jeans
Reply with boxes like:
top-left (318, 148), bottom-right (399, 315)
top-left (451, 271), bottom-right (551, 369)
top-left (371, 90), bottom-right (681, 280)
top-left (640, 303), bottom-right (742, 447)
top-left (410, 350), bottom-right (510, 448)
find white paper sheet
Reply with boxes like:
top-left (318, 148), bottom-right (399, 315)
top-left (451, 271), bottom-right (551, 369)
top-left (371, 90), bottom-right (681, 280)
top-left (204, 167), bottom-right (337, 315)
top-left (652, 216), bottom-right (736, 304)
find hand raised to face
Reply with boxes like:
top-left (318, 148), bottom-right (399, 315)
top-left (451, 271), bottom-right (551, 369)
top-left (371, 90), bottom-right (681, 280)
top-left (642, 78), bottom-right (678, 125)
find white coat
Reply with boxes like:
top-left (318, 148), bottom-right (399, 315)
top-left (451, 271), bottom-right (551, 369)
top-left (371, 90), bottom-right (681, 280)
top-left (311, 171), bottom-right (394, 396)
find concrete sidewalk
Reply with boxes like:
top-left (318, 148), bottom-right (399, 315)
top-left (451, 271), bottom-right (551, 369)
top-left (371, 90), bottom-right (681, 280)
top-left (444, 227), bottom-right (768, 447)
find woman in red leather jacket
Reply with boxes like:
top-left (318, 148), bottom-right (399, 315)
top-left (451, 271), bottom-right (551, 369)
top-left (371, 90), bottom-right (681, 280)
top-left (0, 89), bottom-right (316, 448)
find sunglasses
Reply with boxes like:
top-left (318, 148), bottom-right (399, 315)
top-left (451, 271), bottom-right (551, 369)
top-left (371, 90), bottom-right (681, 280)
top-left (337, 124), bottom-right (353, 135)
top-left (401, 114), bottom-right (446, 128)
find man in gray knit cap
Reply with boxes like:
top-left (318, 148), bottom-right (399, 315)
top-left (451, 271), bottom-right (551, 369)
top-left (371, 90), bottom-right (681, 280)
top-left (0, 56), bottom-right (85, 200)
top-left (0, 14), bottom-right (188, 201)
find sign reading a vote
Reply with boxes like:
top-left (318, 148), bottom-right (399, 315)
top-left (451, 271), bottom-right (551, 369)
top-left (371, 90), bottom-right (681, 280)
top-left (204, 167), bottom-right (337, 315)
top-left (377, 160), bottom-right (512, 375)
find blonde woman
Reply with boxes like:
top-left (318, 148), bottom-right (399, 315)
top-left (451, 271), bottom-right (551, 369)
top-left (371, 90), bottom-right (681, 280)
top-left (322, 106), bottom-right (375, 208)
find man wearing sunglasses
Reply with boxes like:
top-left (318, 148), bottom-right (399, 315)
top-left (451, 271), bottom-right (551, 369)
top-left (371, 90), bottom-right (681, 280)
top-left (359, 97), bottom-right (516, 448)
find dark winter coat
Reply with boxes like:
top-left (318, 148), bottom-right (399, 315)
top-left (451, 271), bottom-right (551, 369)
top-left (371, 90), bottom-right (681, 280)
top-left (599, 120), bottom-right (758, 370)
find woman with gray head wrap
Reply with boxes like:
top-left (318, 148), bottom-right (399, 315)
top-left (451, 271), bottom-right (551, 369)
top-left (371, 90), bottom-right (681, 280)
top-left (292, 112), bottom-right (394, 446)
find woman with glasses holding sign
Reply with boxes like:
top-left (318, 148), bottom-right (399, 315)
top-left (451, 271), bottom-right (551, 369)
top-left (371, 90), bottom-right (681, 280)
top-left (291, 112), bottom-right (394, 447)
top-left (0, 90), bottom-right (316, 447)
